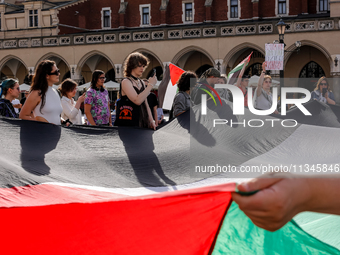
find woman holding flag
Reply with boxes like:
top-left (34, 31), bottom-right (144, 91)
top-left (114, 52), bottom-right (157, 129)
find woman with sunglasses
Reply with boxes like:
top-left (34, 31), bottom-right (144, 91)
top-left (19, 60), bottom-right (63, 125)
top-left (253, 62), bottom-right (279, 114)
top-left (311, 77), bottom-right (336, 105)
top-left (84, 70), bottom-right (112, 126)
top-left (0, 78), bottom-right (20, 118)
top-left (114, 52), bottom-right (157, 129)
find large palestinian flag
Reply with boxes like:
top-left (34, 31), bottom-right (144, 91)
top-left (1, 99), bottom-right (340, 254)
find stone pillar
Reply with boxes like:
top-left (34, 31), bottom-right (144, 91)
top-left (252, 0), bottom-right (259, 20)
top-left (70, 65), bottom-right (83, 84)
top-left (330, 54), bottom-right (340, 103)
top-left (115, 64), bottom-right (123, 80)
top-left (28, 67), bottom-right (35, 76)
top-left (214, 59), bottom-right (224, 74)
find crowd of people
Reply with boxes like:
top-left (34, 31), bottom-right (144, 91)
top-left (0, 56), bottom-right (337, 125)
top-left (1, 55), bottom-right (340, 232)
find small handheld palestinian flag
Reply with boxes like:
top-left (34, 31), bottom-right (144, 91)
top-left (227, 52), bottom-right (253, 85)
top-left (158, 63), bottom-right (185, 110)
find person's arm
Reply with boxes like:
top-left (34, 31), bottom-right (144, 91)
top-left (257, 62), bottom-right (267, 97)
top-left (235, 63), bottom-right (247, 87)
top-left (84, 104), bottom-right (96, 125)
top-left (19, 90), bottom-right (40, 121)
top-left (84, 91), bottom-right (96, 126)
top-left (145, 99), bottom-right (156, 130)
top-left (325, 91), bottom-right (336, 105)
top-left (108, 101), bottom-right (112, 126)
top-left (152, 105), bottom-right (158, 127)
top-left (173, 93), bottom-right (186, 117)
top-left (61, 95), bottom-right (84, 119)
top-left (311, 91), bottom-right (318, 100)
top-left (232, 174), bottom-right (340, 232)
top-left (13, 103), bottom-right (22, 109)
top-left (122, 76), bottom-right (157, 105)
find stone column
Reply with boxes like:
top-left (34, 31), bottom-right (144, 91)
top-left (330, 54), bottom-right (340, 103)
top-left (215, 59), bottom-right (224, 74)
top-left (115, 64), bottom-right (123, 80)
top-left (70, 65), bottom-right (83, 84)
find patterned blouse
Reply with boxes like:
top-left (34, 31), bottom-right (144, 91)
top-left (0, 98), bottom-right (18, 118)
top-left (85, 87), bottom-right (111, 125)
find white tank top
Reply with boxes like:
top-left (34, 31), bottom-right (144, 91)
top-left (33, 86), bottom-right (63, 125)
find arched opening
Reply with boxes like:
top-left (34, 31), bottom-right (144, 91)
top-left (195, 64), bottom-right (213, 78)
top-left (0, 58), bottom-right (28, 84)
top-left (298, 61), bottom-right (326, 92)
top-left (105, 68), bottom-right (116, 82)
top-left (80, 55), bottom-right (114, 83)
top-left (245, 62), bottom-right (263, 76)
top-left (62, 71), bottom-right (71, 81)
top-left (226, 49), bottom-right (264, 75)
top-left (174, 50), bottom-right (214, 75)
top-left (299, 61), bottom-right (326, 78)
top-left (284, 45), bottom-right (330, 91)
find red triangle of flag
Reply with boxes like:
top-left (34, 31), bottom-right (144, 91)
top-left (169, 63), bottom-right (185, 86)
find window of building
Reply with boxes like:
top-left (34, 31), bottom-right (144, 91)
top-left (182, 2), bottom-right (195, 23)
top-left (142, 7), bottom-right (149, 25)
top-left (139, 4), bottom-right (151, 26)
top-left (319, 0), bottom-right (329, 12)
top-left (185, 3), bottom-right (193, 22)
top-left (278, 0), bottom-right (286, 14)
top-left (230, 0), bottom-right (238, 18)
top-left (299, 61), bottom-right (326, 92)
top-left (102, 8), bottom-right (111, 29)
top-left (299, 61), bottom-right (325, 78)
top-left (29, 10), bottom-right (38, 27)
top-left (245, 63), bottom-right (263, 76)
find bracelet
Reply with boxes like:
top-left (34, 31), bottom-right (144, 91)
top-left (262, 71), bottom-right (266, 74)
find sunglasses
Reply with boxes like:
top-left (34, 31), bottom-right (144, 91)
top-left (99, 77), bottom-right (106, 81)
top-left (320, 83), bottom-right (327, 86)
top-left (48, 69), bottom-right (60, 75)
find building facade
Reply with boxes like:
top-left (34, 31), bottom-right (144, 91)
top-left (1, 0), bottom-right (340, 100)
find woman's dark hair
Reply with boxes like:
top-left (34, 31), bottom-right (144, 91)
top-left (31, 60), bottom-right (56, 113)
top-left (177, 71), bottom-right (197, 92)
top-left (0, 78), bottom-right (18, 97)
top-left (60, 78), bottom-right (78, 97)
top-left (123, 52), bottom-right (149, 77)
top-left (90, 70), bottom-right (105, 90)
